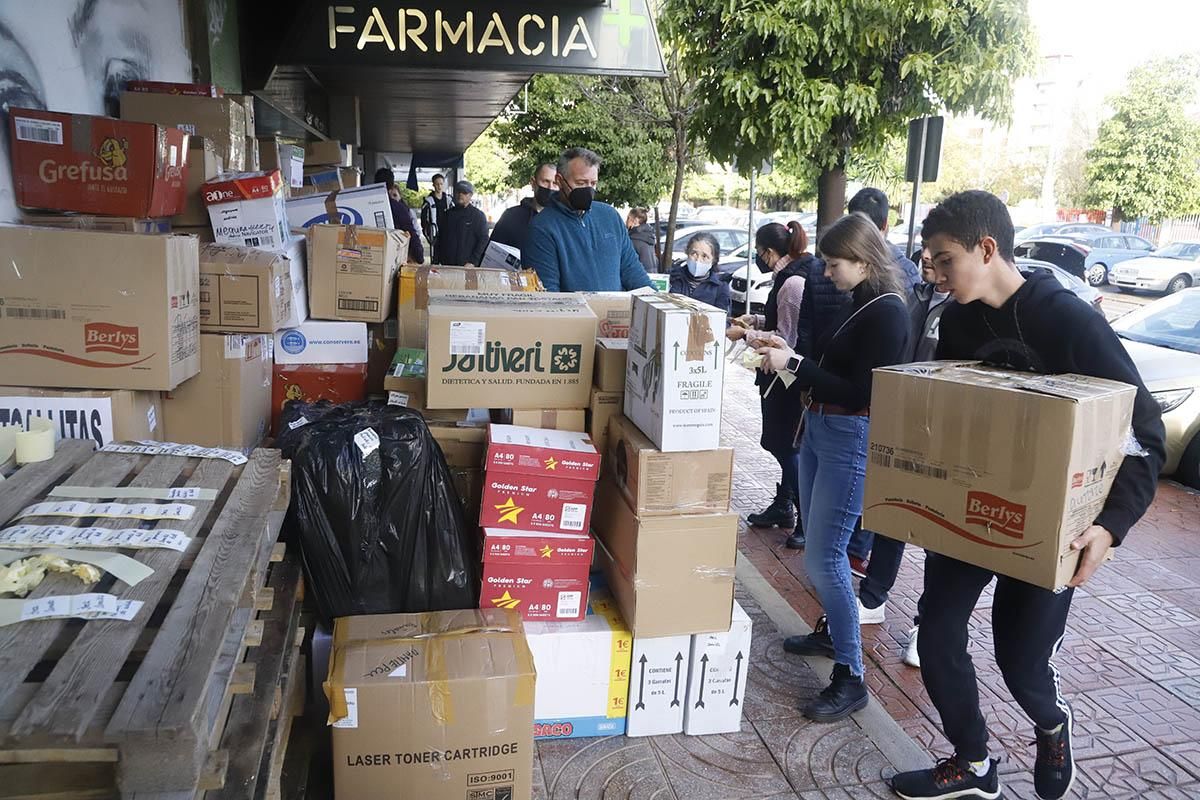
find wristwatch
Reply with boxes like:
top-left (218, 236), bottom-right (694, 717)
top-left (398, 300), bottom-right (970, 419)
top-left (785, 354), bottom-right (803, 374)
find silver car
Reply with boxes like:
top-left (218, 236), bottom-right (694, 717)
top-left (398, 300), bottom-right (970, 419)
top-left (1112, 241), bottom-right (1200, 295)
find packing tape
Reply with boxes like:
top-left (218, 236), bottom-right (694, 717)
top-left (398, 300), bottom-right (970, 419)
top-left (16, 418), bottom-right (55, 464)
top-left (0, 593), bottom-right (143, 627)
top-left (323, 189), bottom-right (340, 224)
top-left (47, 486), bottom-right (220, 501)
top-left (15, 501), bottom-right (195, 522)
top-left (0, 548), bottom-right (153, 588)
top-left (414, 267), bottom-right (432, 311)
top-left (0, 524), bottom-right (191, 552)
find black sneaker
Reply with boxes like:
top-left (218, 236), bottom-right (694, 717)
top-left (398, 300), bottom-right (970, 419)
top-left (890, 756), bottom-right (1001, 800)
top-left (1033, 705), bottom-right (1075, 799)
top-left (747, 483), bottom-right (797, 529)
top-left (783, 615), bottom-right (835, 658)
top-left (803, 663), bottom-right (868, 722)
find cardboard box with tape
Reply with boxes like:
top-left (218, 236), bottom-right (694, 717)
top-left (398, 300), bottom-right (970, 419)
top-left (287, 184), bottom-right (393, 230)
top-left (8, 108), bottom-right (188, 218)
top-left (202, 170), bottom-right (290, 251)
top-left (594, 337), bottom-right (629, 393)
top-left (259, 138), bottom-right (305, 191)
top-left (863, 362), bottom-right (1137, 591)
top-left (20, 213), bottom-right (171, 235)
top-left (198, 243), bottom-right (296, 333)
top-left (307, 224), bottom-right (407, 323)
top-left (395, 266), bottom-right (542, 349)
top-left (305, 139), bottom-right (352, 167)
top-left (0, 387), bottom-right (161, 446)
top-left (588, 388), bottom-right (623, 459)
top-left (326, 609), bottom-right (535, 800)
top-left (682, 601), bottom-right (752, 735)
top-left (581, 290), bottom-right (654, 339)
top-left (508, 409), bottom-right (587, 432)
top-left (607, 414), bottom-right (733, 516)
top-left (162, 333), bottom-right (272, 451)
top-left (120, 90), bottom-right (246, 170)
top-left (480, 528), bottom-right (594, 622)
top-left (176, 137), bottom-right (223, 226)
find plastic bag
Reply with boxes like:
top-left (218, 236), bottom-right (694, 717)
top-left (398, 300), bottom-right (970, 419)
top-left (276, 400), bottom-right (479, 624)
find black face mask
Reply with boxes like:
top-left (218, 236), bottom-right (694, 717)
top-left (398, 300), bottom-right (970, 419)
top-left (534, 185), bottom-right (553, 207)
top-left (565, 186), bottom-right (595, 212)
top-left (755, 254), bottom-right (772, 274)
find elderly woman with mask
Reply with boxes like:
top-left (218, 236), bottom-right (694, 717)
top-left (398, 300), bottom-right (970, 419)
top-left (669, 231), bottom-right (731, 313)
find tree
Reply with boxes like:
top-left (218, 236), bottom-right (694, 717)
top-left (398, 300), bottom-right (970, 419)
top-left (463, 126), bottom-right (513, 196)
top-left (1083, 56), bottom-right (1200, 223)
top-left (658, 0), bottom-right (1036, 235)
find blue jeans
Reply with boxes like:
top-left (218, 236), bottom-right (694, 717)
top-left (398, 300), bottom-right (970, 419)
top-left (798, 410), bottom-right (868, 676)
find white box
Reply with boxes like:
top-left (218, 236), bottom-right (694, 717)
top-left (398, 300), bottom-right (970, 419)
top-left (482, 240), bottom-right (522, 271)
top-left (683, 601), bottom-right (752, 735)
top-left (279, 238), bottom-right (309, 329)
top-left (524, 590), bottom-right (632, 740)
top-left (285, 183), bottom-right (394, 230)
top-left (625, 633), bottom-right (692, 737)
top-left (273, 321), bottom-right (368, 365)
top-left (624, 293), bottom-right (726, 451)
top-left (203, 172), bottom-right (291, 251)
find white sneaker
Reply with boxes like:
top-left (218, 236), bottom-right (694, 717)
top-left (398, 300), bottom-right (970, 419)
top-left (903, 626), bottom-right (921, 668)
top-left (857, 597), bottom-right (885, 625)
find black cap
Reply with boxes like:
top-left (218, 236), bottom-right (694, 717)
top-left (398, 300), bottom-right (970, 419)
top-left (454, 180), bottom-right (475, 195)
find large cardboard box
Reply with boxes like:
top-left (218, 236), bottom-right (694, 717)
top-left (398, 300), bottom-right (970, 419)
top-left (580, 290), bottom-right (654, 339)
top-left (525, 590), bottom-right (632, 740)
top-left (430, 424), bottom-right (486, 468)
top-left (625, 294), bottom-right (726, 452)
top-left (308, 225), bottom-right (407, 323)
top-left (305, 139), bottom-right (351, 167)
top-left (273, 321), bottom-right (369, 365)
top-left (588, 388), bottom-right (622, 461)
top-left (203, 170), bottom-right (290, 251)
top-left (19, 213), bottom-right (171, 234)
top-left (594, 337), bottom-right (629, 392)
top-left (162, 334), bottom-right (272, 451)
top-left (480, 528), bottom-right (593, 622)
top-left (395, 266), bottom-right (542, 349)
top-left (591, 477), bottom-right (737, 638)
top-left (0, 226), bottom-right (199, 391)
top-left (509, 409), bottom-right (586, 432)
top-left (259, 139), bottom-right (305, 190)
top-left (0, 388), bottom-right (161, 445)
top-left (326, 609), bottom-right (535, 800)
top-left (427, 293), bottom-right (597, 410)
top-left (863, 363), bottom-right (1137, 591)
top-left (8, 108), bottom-right (188, 217)
top-left (199, 244), bottom-right (295, 333)
top-left (272, 363), bottom-right (367, 436)
top-left (683, 601), bottom-right (752, 736)
top-left (607, 414), bottom-right (733, 516)
top-left (176, 137), bottom-right (223, 226)
top-left (286, 184), bottom-right (393, 229)
top-left (625, 633), bottom-right (692, 737)
top-left (120, 91), bottom-right (246, 171)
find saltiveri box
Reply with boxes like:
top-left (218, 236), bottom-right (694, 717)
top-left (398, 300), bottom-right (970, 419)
top-left (863, 362), bottom-right (1137, 591)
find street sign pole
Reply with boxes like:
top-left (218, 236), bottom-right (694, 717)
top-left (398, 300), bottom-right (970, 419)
top-left (907, 118), bottom-right (927, 259)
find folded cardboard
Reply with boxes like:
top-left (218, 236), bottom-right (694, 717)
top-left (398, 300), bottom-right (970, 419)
top-left (287, 184), bottom-right (393, 229)
top-left (203, 170), bottom-right (290, 250)
top-left (581, 289), bottom-right (654, 339)
top-left (607, 414), bottom-right (733, 516)
top-left (120, 90), bottom-right (246, 171)
top-left (176, 137), bottom-right (223, 226)
top-left (19, 213), bottom-right (171, 234)
top-left (625, 633), bottom-right (692, 737)
top-left (272, 363), bottom-right (367, 435)
top-left (427, 293), bottom-right (597, 410)
top-left (0, 226), bottom-right (199, 391)
top-left (594, 337), bottom-right (629, 393)
top-left (162, 334), bottom-right (272, 451)
top-left (199, 243), bottom-right (295, 332)
top-left (525, 590), bottom-right (632, 739)
top-left (395, 266), bottom-right (543, 349)
top-left (683, 601), bottom-right (752, 735)
top-left (509, 409), bottom-right (587, 432)
top-left (305, 139), bottom-right (352, 167)
top-left (308, 225), bottom-right (407, 323)
top-left (625, 293), bottom-right (726, 452)
top-left (592, 477), bottom-right (737, 638)
top-left (259, 139), bottom-right (305, 189)
top-left (273, 321), bottom-right (369, 365)
top-left (326, 609), bottom-right (534, 800)
top-left (8, 108), bottom-right (188, 217)
top-left (0, 387), bottom-right (161, 445)
top-left (482, 240), bottom-right (522, 271)
top-left (588, 388), bottom-right (623, 461)
top-left (863, 362), bottom-right (1137, 591)
top-left (480, 528), bottom-right (593, 622)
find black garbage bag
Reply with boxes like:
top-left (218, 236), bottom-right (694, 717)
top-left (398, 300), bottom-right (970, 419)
top-left (276, 400), bottom-right (479, 624)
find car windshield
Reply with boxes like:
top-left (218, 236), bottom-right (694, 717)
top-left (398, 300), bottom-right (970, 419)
top-left (1113, 291), bottom-right (1200, 355)
top-left (1155, 242), bottom-right (1200, 260)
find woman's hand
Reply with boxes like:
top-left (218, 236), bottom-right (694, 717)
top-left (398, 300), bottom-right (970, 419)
top-left (755, 337), bottom-right (795, 374)
top-left (725, 325), bottom-right (747, 342)
top-left (734, 314), bottom-right (757, 329)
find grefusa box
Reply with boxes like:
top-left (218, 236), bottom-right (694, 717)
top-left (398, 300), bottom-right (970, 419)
top-left (479, 528), bottom-right (594, 622)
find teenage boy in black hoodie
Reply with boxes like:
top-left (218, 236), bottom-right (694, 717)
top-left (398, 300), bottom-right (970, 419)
top-left (889, 191), bottom-right (1165, 800)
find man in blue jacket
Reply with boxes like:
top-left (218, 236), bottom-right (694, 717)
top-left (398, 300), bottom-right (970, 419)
top-left (524, 147), bottom-right (654, 292)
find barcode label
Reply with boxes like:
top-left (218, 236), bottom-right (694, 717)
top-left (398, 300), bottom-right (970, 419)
top-left (338, 298), bottom-right (379, 312)
top-left (243, 236), bottom-right (262, 247)
top-left (449, 321), bottom-right (486, 355)
top-left (14, 118), bottom-right (63, 144)
top-left (871, 452), bottom-right (892, 468)
top-left (5, 307), bottom-right (66, 320)
top-left (560, 503), bottom-right (587, 531)
top-left (895, 458), bottom-right (948, 480)
top-left (556, 591), bottom-right (582, 618)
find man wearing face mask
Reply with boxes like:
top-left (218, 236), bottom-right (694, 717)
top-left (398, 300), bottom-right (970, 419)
top-left (489, 163), bottom-right (557, 255)
top-left (669, 232), bottom-right (730, 313)
top-left (437, 180), bottom-right (489, 267)
top-left (524, 147), bottom-right (654, 292)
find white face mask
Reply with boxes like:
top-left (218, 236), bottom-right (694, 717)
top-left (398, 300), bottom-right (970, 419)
top-left (686, 258), bottom-right (710, 278)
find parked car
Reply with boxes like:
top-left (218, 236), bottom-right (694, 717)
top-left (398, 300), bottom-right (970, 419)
top-left (729, 263), bottom-right (773, 315)
top-left (662, 225), bottom-right (751, 263)
top-left (1112, 288), bottom-right (1200, 487)
top-left (654, 217), bottom-right (709, 237)
top-left (1014, 222), bottom-right (1111, 244)
top-left (1016, 258), bottom-right (1104, 314)
top-left (1111, 241), bottom-right (1200, 295)
top-left (1014, 233), bottom-right (1153, 285)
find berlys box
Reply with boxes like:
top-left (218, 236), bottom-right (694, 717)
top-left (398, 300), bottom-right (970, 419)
top-left (479, 528), bottom-right (593, 622)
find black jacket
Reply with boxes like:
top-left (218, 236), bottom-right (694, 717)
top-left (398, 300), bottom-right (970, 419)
top-left (668, 266), bottom-right (731, 313)
top-left (795, 257), bottom-right (847, 359)
top-left (388, 197), bottom-right (424, 264)
top-left (937, 270), bottom-right (1166, 544)
top-left (629, 224), bottom-right (659, 273)
top-left (490, 198), bottom-right (538, 254)
top-left (437, 204), bottom-right (489, 266)
top-left (420, 191), bottom-right (452, 241)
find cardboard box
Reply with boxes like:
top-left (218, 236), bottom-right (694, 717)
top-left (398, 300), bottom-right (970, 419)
top-left (231, 94), bottom-right (256, 133)
top-left (430, 424), bottom-right (486, 468)
top-left (480, 528), bottom-right (594, 622)
top-left (174, 225), bottom-right (215, 243)
top-left (485, 424), bottom-right (602, 481)
top-left (383, 348), bottom-right (427, 409)
top-left (482, 240), bottom-right (522, 271)
top-left (326, 609), bottom-right (534, 800)
top-left (162, 334), bottom-right (272, 451)
top-left (244, 136), bottom-right (260, 170)
top-left (175, 137), bottom-right (223, 226)
top-left (199, 243), bottom-right (295, 333)
top-left (19, 213), bottom-right (171, 234)
top-left (591, 477), bottom-right (737, 638)
top-left (625, 293), bottom-right (726, 452)
top-left (581, 289), bottom-right (654, 339)
top-left (588, 388), bottom-right (622, 460)
top-left (509, 409), bottom-right (587, 432)
top-left (480, 470), bottom-right (597, 534)
top-left (625, 633), bottom-right (692, 737)
top-left (259, 139), bottom-right (305, 189)
top-left (307, 225), bottom-right (407, 323)
top-left (305, 139), bottom-right (351, 167)
top-left (273, 321), bottom-right (369, 365)
top-left (203, 170), bottom-right (290, 251)
top-left (366, 321), bottom-right (399, 395)
top-left (427, 293), bottom-right (597, 410)
top-left (120, 91), bottom-right (246, 171)
top-left (395, 266), bottom-right (542, 349)
top-left (525, 590), bottom-right (632, 740)
top-left (8, 108), bottom-right (188, 217)
top-left (287, 184), bottom-right (393, 229)
top-left (594, 338), bottom-right (629, 393)
top-left (280, 238), bottom-right (310, 328)
top-left (272, 363), bottom-right (367, 435)
top-left (340, 167), bottom-right (362, 188)
top-left (0, 387), bottom-right (161, 445)
top-left (607, 414), bottom-right (733, 516)
top-left (125, 81), bottom-right (223, 97)
top-left (862, 363), bottom-right (1137, 591)
top-left (683, 601), bottom-right (752, 736)
top-left (304, 165), bottom-right (343, 193)
top-left (0, 226), bottom-right (199, 391)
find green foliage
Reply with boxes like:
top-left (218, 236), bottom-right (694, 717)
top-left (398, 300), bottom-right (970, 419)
top-left (396, 187), bottom-right (423, 210)
top-left (1083, 56), bottom-right (1200, 222)
top-left (493, 74), bottom-right (675, 208)
top-left (464, 126), bottom-right (513, 196)
top-left (923, 130), bottom-right (1043, 204)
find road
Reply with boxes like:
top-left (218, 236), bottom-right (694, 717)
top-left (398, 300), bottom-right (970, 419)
top-left (1100, 284), bottom-right (1155, 322)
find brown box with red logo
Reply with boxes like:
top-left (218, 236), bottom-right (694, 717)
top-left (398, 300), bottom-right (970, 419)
top-left (0, 226), bottom-right (199, 391)
top-left (480, 528), bottom-right (594, 622)
top-left (481, 424), bottom-right (601, 534)
top-left (863, 362), bottom-right (1136, 591)
top-left (8, 108), bottom-right (189, 218)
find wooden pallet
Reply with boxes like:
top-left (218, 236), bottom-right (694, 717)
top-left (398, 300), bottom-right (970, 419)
top-left (0, 443), bottom-right (304, 798)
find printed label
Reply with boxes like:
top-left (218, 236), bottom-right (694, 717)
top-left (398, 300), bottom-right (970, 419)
top-left (14, 117), bottom-right (63, 145)
top-left (354, 428), bottom-right (380, 458)
top-left (0, 524), bottom-right (191, 552)
top-left (15, 501), bottom-right (195, 522)
top-left (101, 441), bottom-right (248, 465)
top-left (287, 416), bottom-right (309, 431)
top-left (146, 405), bottom-right (157, 433)
top-left (12, 594), bottom-right (142, 625)
top-left (449, 321), bottom-right (486, 356)
top-left (560, 503), bottom-right (587, 532)
top-left (556, 591), bottom-right (582, 619)
top-left (333, 688), bottom-right (359, 729)
top-left (387, 391), bottom-right (409, 407)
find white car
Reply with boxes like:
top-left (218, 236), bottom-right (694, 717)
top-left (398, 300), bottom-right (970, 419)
top-left (1112, 241), bottom-right (1200, 295)
top-left (728, 264), bottom-right (774, 315)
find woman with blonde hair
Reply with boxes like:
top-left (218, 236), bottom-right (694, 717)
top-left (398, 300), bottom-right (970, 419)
top-left (756, 213), bottom-right (910, 721)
